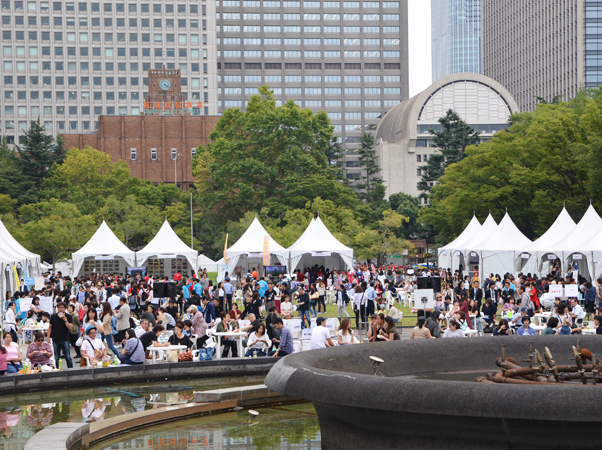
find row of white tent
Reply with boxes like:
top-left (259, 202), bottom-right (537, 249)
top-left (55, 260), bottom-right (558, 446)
top-left (437, 205), bottom-right (602, 280)
top-left (71, 215), bottom-right (354, 278)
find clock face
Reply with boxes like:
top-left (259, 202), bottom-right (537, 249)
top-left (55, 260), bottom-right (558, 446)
top-left (159, 79), bottom-right (171, 91)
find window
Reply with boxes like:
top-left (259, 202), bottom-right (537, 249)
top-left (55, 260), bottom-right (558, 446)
top-left (345, 75), bottom-right (361, 82)
top-left (304, 25), bottom-right (320, 33)
top-left (364, 1), bottom-right (380, 7)
top-left (325, 100), bottom-right (342, 107)
top-left (324, 51), bottom-right (341, 58)
top-left (284, 26), bottom-right (301, 32)
top-left (284, 14), bottom-right (300, 20)
top-left (384, 38), bottom-right (400, 45)
top-left (285, 75), bottom-right (302, 82)
top-left (151, 148), bottom-right (157, 160)
top-left (285, 87), bottom-right (302, 95)
top-left (264, 25), bottom-right (281, 32)
top-left (344, 1), bottom-right (359, 6)
top-left (344, 13), bottom-right (359, 20)
top-left (265, 75), bottom-right (281, 82)
top-left (245, 50), bottom-right (261, 57)
top-left (323, 13), bottom-right (340, 20)
top-left (344, 38), bottom-right (360, 46)
top-left (364, 13), bottom-right (380, 20)
top-left (304, 51), bottom-right (321, 58)
top-left (284, 38), bottom-right (301, 45)
top-left (364, 99), bottom-right (381, 107)
top-left (384, 51), bottom-right (400, 58)
top-left (363, 26), bottom-right (380, 33)
top-left (264, 50), bottom-right (282, 57)
top-left (305, 75), bottom-right (322, 82)
top-left (130, 148), bottom-right (137, 160)
top-left (344, 50), bottom-right (360, 57)
top-left (264, 38), bottom-right (281, 45)
top-left (416, 168), bottom-right (421, 176)
top-left (383, 14), bottom-right (399, 20)
top-left (324, 26), bottom-right (341, 33)
top-left (364, 75), bottom-right (381, 82)
top-left (171, 148), bottom-right (177, 160)
top-left (245, 75), bottom-right (262, 82)
top-left (264, 13), bottom-right (281, 20)
top-left (383, 26), bottom-right (400, 33)
top-left (383, 1), bottom-right (399, 7)
top-left (416, 154), bottom-right (421, 163)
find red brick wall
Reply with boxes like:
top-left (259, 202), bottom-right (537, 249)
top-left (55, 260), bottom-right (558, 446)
top-left (61, 115), bottom-right (219, 188)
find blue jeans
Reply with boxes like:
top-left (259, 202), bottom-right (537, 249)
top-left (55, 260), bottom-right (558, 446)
top-left (299, 309), bottom-right (312, 329)
top-left (53, 340), bottom-right (73, 368)
top-left (117, 355), bottom-right (143, 365)
top-left (309, 303), bottom-right (317, 316)
top-left (6, 362), bottom-right (22, 373)
top-left (104, 334), bottom-right (120, 357)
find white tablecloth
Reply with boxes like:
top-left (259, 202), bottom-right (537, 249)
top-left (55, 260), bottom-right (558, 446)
top-left (213, 331), bottom-right (245, 359)
top-left (147, 345), bottom-right (188, 363)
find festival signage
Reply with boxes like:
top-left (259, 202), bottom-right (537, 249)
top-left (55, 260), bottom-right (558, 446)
top-left (549, 285), bottom-right (563, 298)
top-left (565, 284), bottom-right (579, 297)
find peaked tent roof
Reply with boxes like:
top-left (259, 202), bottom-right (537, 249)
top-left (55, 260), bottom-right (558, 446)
top-left (461, 214), bottom-right (498, 254)
top-left (523, 207), bottom-right (576, 254)
top-left (288, 216), bottom-right (354, 271)
top-left (72, 221), bottom-right (136, 276)
top-left (197, 254), bottom-right (218, 272)
top-left (221, 218), bottom-right (288, 274)
top-left (440, 216), bottom-right (482, 252)
top-left (287, 218), bottom-right (316, 251)
top-left (136, 220), bottom-right (198, 272)
top-left (0, 219), bottom-right (39, 261)
top-left (547, 205), bottom-right (602, 254)
top-left (470, 213), bottom-right (532, 252)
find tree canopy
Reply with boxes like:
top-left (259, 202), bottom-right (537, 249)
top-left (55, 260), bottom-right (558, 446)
top-left (420, 89), bottom-right (602, 245)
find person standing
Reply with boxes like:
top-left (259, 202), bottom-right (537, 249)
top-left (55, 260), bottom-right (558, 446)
top-left (223, 277), bottom-right (234, 311)
top-left (47, 301), bottom-right (74, 368)
top-left (296, 286), bottom-right (312, 329)
top-left (365, 282), bottom-right (377, 316)
top-left (353, 285), bottom-right (366, 329)
top-left (335, 284), bottom-right (350, 320)
top-left (100, 302), bottom-right (120, 357)
top-left (114, 297), bottom-right (131, 342)
top-left (4, 302), bottom-right (18, 343)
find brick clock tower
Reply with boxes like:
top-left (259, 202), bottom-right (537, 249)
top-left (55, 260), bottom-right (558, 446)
top-left (145, 68), bottom-right (185, 108)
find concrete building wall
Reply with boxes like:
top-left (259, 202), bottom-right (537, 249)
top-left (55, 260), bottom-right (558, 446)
top-left (482, 0), bottom-right (585, 112)
top-left (215, 0), bottom-right (410, 179)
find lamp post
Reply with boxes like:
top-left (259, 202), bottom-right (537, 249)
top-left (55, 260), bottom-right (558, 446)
top-left (425, 232), bottom-right (429, 268)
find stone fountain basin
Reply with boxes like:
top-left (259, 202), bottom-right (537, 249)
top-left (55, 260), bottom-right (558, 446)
top-left (266, 335), bottom-right (602, 450)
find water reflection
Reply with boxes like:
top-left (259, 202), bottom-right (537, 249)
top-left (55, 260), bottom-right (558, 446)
top-left (0, 376), bottom-right (265, 450)
top-left (90, 404), bottom-right (320, 450)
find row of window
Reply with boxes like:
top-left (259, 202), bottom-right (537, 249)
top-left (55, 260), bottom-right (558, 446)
top-left (220, 50), bottom-right (400, 58)
top-left (2, 62), bottom-right (206, 74)
top-left (220, 87), bottom-right (401, 95)
top-left (4, 90), bottom-right (209, 102)
top-left (2, 25), bottom-right (204, 41)
top-left (220, 75), bottom-right (401, 82)
top-left (218, 1), bottom-right (401, 8)
top-left (219, 25), bottom-right (400, 33)
top-left (218, 13), bottom-right (399, 20)
top-left (1, 2), bottom-right (202, 14)
top-left (138, 147), bottom-right (199, 161)
top-left (219, 99), bottom-right (399, 107)
top-left (4, 102), bottom-right (211, 116)
top-left (2, 16), bottom-right (206, 29)
top-left (2, 46), bottom-right (206, 60)
top-left (219, 37), bottom-right (400, 45)
top-left (1, 74), bottom-right (210, 88)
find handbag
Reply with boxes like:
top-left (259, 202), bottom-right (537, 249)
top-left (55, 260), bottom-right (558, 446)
top-left (75, 335), bottom-right (83, 347)
top-left (310, 292), bottom-right (319, 300)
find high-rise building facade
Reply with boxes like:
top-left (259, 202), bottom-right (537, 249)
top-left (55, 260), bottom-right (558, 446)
top-left (0, 0), bottom-right (218, 146)
top-left (482, 0), bottom-right (586, 112)
top-left (215, 0), bottom-right (409, 179)
top-left (431, 0), bottom-right (482, 82)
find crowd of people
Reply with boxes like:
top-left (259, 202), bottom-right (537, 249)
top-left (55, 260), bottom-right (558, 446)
top-left (3, 261), bottom-right (602, 374)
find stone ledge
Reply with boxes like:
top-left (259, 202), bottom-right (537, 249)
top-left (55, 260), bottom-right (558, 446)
top-left (1, 357), bottom-right (277, 395)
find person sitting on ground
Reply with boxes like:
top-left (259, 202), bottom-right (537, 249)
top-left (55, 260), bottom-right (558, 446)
top-left (118, 329), bottom-right (145, 365)
top-left (378, 316), bottom-right (400, 341)
top-left (216, 312), bottom-right (239, 357)
top-left (81, 327), bottom-right (108, 366)
top-left (594, 315), bottom-right (602, 335)
top-left (493, 318), bottom-right (512, 336)
top-left (139, 325), bottom-right (170, 352)
top-left (310, 316), bottom-right (334, 350)
top-left (425, 310), bottom-right (441, 338)
top-left (135, 319), bottom-right (150, 338)
top-left (516, 316), bottom-right (536, 336)
top-left (442, 319), bottom-right (465, 338)
top-left (245, 323), bottom-right (271, 357)
top-left (543, 317), bottom-right (559, 335)
top-left (26, 331), bottom-right (53, 366)
top-left (337, 318), bottom-right (356, 345)
top-left (228, 303), bottom-right (241, 321)
top-left (168, 321), bottom-right (194, 350)
top-left (410, 317), bottom-right (434, 339)
top-left (280, 294), bottom-right (293, 319)
top-left (3, 332), bottom-right (22, 373)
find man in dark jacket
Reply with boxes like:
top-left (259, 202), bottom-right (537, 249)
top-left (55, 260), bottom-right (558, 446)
top-left (297, 286), bottom-right (311, 329)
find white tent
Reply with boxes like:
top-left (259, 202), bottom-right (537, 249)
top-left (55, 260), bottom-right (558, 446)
top-left (467, 213), bottom-right (532, 278)
top-left (456, 214), bottom-right (498, 273)
top-left (220, 217), bottom-right (288, 275)
top-left (520, 207), bottom-right (576, 276)
top-left (197, 254), bottom-right (218, 272)
top-left (546, 205), bottom-right (602, 280)
top-left (288, 216), bottom-right (354, 272)
top-left (136, 220), bottom-right (198, 275)
top-left (0, 219), bottom-right (40, 276)
top-left (71, 221), bottom-right (136, 276)
top-left (437, 215), bottom-right (481, 269)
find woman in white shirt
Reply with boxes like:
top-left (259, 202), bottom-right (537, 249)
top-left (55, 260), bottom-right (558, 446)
top-left (280, 295), bottom-right (293, 319)
top-left (5, 302), bottom-right (17, 342)
top-left (443, 320), bottom-right (466, 338)
top-left (245, 324), bottom-right (271, 357)
top-left (352, 285), bottom-right (366, 329)
top-left (337, 318), bottom-right (356, 345)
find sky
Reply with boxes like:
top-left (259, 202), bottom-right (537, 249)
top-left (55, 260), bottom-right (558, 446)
top-left (408, 0), bottom-right (432, 98)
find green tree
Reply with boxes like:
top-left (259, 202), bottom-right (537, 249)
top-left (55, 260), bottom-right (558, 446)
top-left (15, 121), bottom-right (66, 190)
top-left (0, 194), bottom-right (17, 215)
top-left (417, 109), bottom-right (480, 200)
top-left (389, 192), bottom-right (423, 239)
top-left (19, 199), bottom-right (96, 270)
top-left (0, 136), bottom-right (39, 206)
top-left (193, 86), bottom-right (352, 225)
top-left (355, 132), bottom-right (384, 199)
top-left (369, 210), bottom-right (413, 265)
top-left (325, 136), bottom-right (346, 181)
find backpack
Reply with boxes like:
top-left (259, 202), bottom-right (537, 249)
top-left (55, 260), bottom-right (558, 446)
top-left (140, 290), bottom-right (149, 302)
top-left (197, 347), bottom-right (214, 361)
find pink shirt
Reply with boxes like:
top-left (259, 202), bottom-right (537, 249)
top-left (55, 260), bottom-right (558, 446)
top-left (5, 342), bottom-right (19, 361)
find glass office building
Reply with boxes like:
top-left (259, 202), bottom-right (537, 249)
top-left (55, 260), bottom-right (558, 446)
top-left (431, 0), bottom-right (482, 82)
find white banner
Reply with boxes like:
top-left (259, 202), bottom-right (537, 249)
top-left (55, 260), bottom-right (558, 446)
top-left (19, 297), bottom-right (32, 313)
top-left (521, 253), bottom-right (530, 259)
top-left (549, 285), bottom-right (563, 298)
top-left (34, 276), bottom-right (45, 290)
top-left (156, 255), bottom-right (177, 259)
top-left (565, 284), bottom-right (579, 297)
top-left (548, 254), bottom-right (557, 260)
top-left (311, 252), bottom-right (332, 257)
top-left (39, 296), bottom-right (54, 313)
top-left (572, 254), bottom-right (583, 260)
